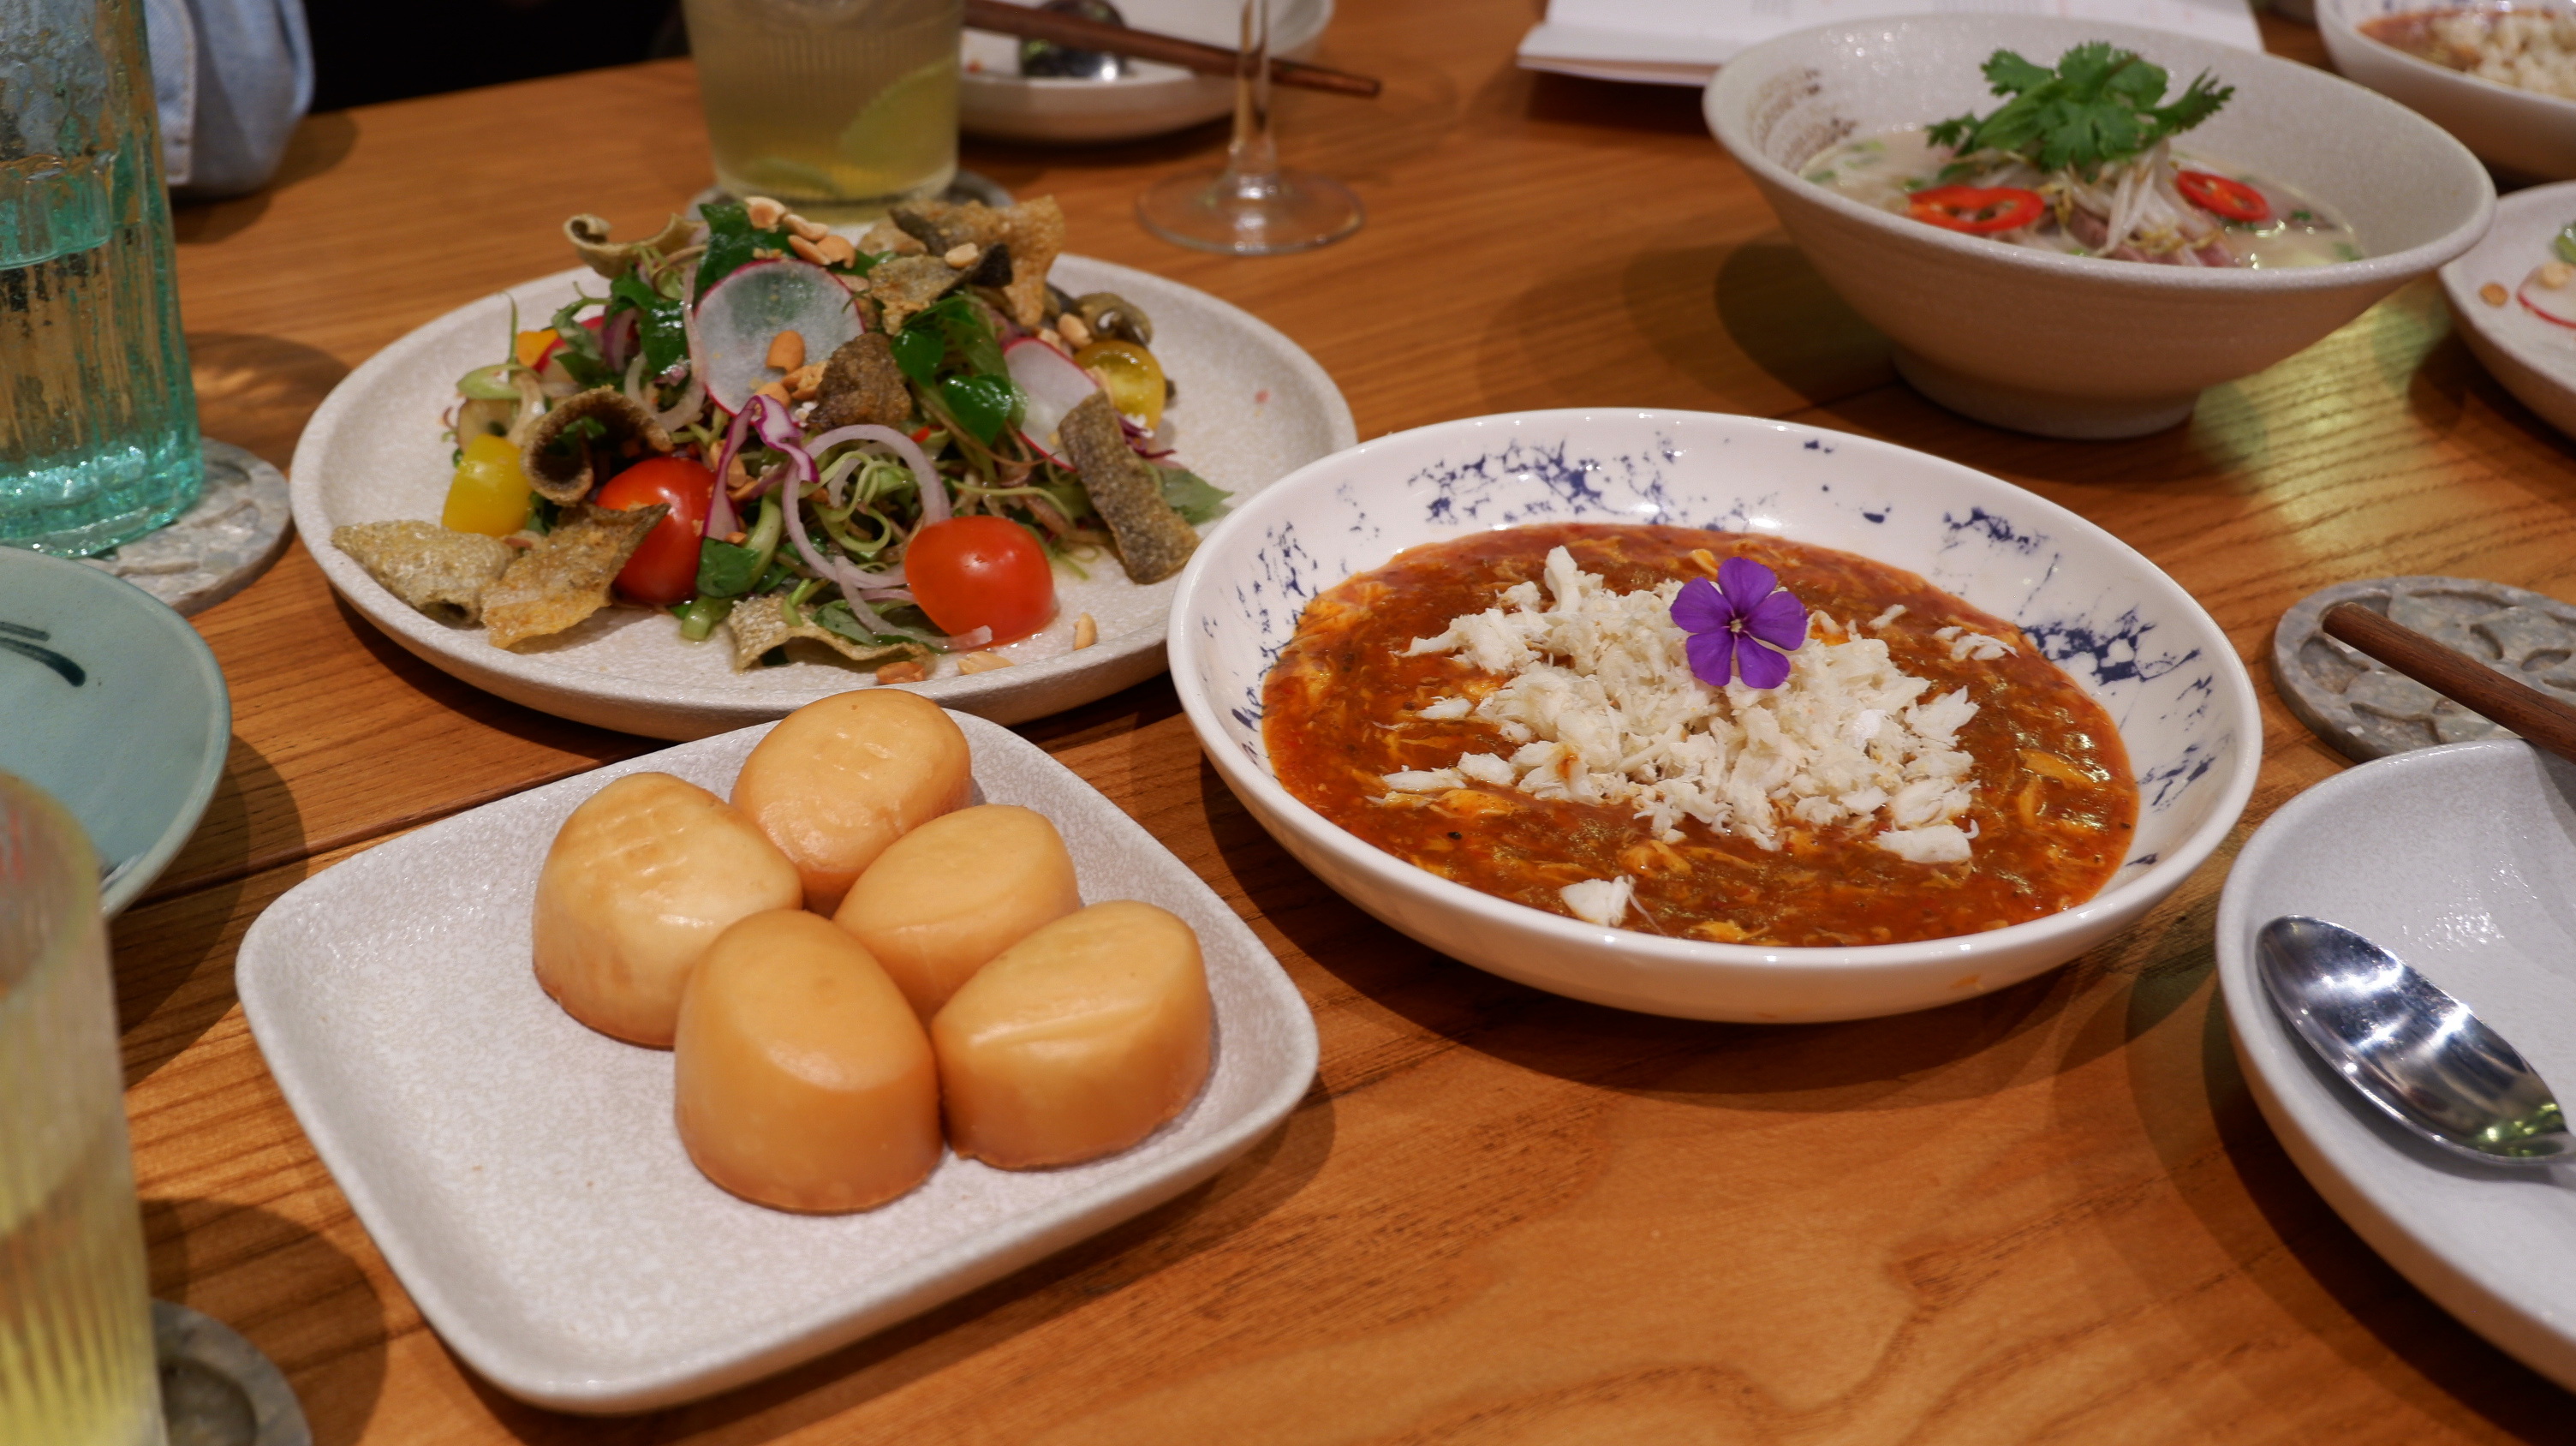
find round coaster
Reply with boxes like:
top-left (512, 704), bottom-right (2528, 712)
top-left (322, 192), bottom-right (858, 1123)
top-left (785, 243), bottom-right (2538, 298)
top-left (688, 169), bottom-right (1017, 223)
top-left (154, 1299), bottom-right (310, 1446)
top-left (2271, 576), bottom-right (2576, 762)
top-left (80, 440), bottom-right (292, 616)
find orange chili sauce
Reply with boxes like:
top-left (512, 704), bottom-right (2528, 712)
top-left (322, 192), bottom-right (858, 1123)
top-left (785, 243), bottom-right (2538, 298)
top-left (1261, 523), bottom-right (2138, 947)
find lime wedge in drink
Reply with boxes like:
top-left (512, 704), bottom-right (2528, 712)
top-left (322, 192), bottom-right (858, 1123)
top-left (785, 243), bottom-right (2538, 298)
top-left (835, 55), bottom-right (959, 196)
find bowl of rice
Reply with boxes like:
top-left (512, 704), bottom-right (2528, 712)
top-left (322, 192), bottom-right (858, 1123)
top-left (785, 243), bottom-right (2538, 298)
top-left (2319, 0), bottom-right (2576, 181)
top-left (1166, 409), bottom-right (2262, 1023)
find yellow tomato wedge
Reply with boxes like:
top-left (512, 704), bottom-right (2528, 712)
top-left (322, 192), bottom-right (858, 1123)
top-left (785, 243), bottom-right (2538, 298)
top-left (1071, 339), bottom-right (1165, 431)
top-left (513, 329), bottom-right (559, 369)
top-left (444, 433), bottom-right (534, 536)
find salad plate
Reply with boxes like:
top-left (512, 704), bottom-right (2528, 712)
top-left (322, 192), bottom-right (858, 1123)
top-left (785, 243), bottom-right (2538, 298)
top-left (289, 256), bottom-right (1355, 740)
top-left (2440, 180), bottom-right (2576, 445)
top-left (235, 709), bottom-right (1320, 1413)
top-left (2216, 738), bottom-right (2576, 1392)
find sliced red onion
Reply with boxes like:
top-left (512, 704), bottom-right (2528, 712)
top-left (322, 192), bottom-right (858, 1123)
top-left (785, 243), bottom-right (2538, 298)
top-left (599, 308), bottom-right (641, 373)
top-left (653, 370), bottom-right (707, 435)
top-left (805, 424), bottom-right (946, 526)
top-left (858, 588), bottom-right (916, 606)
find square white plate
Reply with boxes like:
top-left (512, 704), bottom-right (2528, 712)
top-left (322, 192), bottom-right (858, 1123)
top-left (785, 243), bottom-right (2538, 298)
top-left (236, 712), bottom-right (1318, 1413)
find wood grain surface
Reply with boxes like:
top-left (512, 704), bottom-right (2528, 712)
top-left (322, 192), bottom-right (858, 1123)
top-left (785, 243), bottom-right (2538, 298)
top-left (116, 3), bottom-right (2576, 1442)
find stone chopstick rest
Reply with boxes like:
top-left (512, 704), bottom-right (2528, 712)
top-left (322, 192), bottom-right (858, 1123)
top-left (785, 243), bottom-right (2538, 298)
top-left (2271, 577), bottom-right (2576, 762)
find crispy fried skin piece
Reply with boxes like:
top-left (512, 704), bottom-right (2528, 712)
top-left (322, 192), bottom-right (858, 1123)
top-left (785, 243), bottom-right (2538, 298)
top-left (481, 503), bottom-right (667, 648)
top-left (1058, 391), bottom-right (1196, 584)
top-left (724, 595), bottom-right (927, 672)
top-left (521, 389), bottom-right (674, 505)
top-left (809, 332), bottom-right (914, 432)
top-left (332, 521), bottom-right (516, 624)
top-left (889, 200), bottom-right (1008, 254)
top-left (997, 197), bottom-right (1064, 330)
top-left (564, 212), bottom-right (696, 279)
top-left (864, 255), bottom-right (969, 332)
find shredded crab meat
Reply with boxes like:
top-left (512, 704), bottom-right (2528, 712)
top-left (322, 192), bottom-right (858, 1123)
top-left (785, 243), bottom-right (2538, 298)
top-left (1384, 547), bottom-right (1989, 866)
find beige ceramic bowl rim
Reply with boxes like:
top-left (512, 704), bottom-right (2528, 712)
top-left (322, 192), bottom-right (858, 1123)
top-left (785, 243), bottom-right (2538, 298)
top-left (1704, 13), bottom-right (2496, 295)
top-left (2436, 179), bottom-right (2576, 396)
top-left (2318, 0), bottom-right (2576, 120)
top-left (1166, 407), bottom-right (2267, 975)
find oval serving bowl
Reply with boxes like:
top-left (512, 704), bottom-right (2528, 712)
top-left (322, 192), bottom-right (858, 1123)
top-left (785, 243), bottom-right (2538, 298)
top-left (2318, 0), bottom-right (2576, 182)
top-left (1167, 409), bottom-right (2261, 1023)
top-left (2439, 179), bottom-right (2576, 445)
top-left (1706, 15), bottom-right (2494, 439)
top-left (960, 0), bottom-right (1331, 144)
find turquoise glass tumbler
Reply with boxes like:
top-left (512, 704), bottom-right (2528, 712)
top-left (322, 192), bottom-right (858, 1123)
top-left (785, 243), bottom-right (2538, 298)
top-left (1, 0), bottom-right (202, 558)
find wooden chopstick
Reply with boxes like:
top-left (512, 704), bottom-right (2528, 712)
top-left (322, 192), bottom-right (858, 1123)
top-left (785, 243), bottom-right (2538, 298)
top-left (963, 0), bottom-right (1382, 99)
top-left (2321, 601), bottom-right (2576, 765)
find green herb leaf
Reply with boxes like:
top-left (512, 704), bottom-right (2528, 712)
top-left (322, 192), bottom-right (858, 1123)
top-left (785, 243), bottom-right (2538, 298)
top-left (890, 322), bottom-right (945, 385)
top-left (544, 414), bottom-right (608, 458)
top-left (695, 201), bottom-right (796, 296)
top-left (939, 373), bottom-right (1021, 445)
top-left (1927, 42), bottom-right (2233, 179)
top-left (1157, 466), bottom-right (1231, 524)
top-left (810, 600), bottom-right (942, 652)
top-left (695, 537), bottom-right (765, 599)
top-left (608, 273), bottom-right (690, 377)
top-left (528, 496), bottom-right (562, 535)
top-left (544, 296), bottom-right (618, 389)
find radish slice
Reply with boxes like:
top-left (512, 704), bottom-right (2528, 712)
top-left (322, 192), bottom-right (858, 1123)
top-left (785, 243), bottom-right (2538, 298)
top-left (2520, 268), bottom-right (2576, 331)
top-left (695, 259), bottom-right (864, 415)
top-left (1004, 337), bottom-right (1100, 460)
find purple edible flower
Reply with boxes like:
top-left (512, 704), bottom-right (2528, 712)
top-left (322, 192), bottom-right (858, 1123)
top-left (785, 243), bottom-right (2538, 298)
top-left (1672, 556), bottom-right (1807, 690)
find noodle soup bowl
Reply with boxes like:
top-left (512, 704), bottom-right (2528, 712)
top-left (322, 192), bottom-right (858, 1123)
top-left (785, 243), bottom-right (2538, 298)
top-left (1167, 409), bottom-right (2261, 1022)
top-left (1705, 14), bottom-right (2495, 439)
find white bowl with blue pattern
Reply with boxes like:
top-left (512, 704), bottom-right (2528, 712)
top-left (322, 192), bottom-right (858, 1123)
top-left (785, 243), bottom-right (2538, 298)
top-left (1166, 409), bottom-right (2262, 1022)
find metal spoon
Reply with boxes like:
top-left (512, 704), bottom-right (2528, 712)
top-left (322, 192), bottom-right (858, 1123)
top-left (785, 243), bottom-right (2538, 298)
top-left (1017, 0), bottom-right (1133, 81)
top-left (2256, 916), bottom-right (2573, 1164)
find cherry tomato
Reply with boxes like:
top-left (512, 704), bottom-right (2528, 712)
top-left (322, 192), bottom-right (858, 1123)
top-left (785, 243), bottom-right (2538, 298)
top-left (1071, 339), bottom-right (1166, 430)
top-left (904, 516), bottom-right (1055, 644)
top-left (594, 457), bottom-right (716, 606)
top-left (442, 433), bottom-right (534, 536)
top-left (1906, 185), bottom-right (2047, 235)
top-left (2175, 170), bottom-right (2271, 224)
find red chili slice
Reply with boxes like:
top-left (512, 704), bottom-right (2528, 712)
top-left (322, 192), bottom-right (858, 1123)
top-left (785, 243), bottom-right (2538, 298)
top-left (2176, 170), bottom-right (2271, 224)
top-left (1906, 185), bottom-right (2046, 235)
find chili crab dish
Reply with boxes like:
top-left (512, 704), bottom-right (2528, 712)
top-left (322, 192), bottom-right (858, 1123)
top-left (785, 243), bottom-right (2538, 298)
top-left (1262, 524), bottom-right (2139, 949)
top-left (1166, 408), bottom-right (2262, 1023)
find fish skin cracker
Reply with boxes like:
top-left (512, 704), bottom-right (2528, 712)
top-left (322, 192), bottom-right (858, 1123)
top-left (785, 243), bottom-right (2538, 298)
top-left (481, 503), bottom-right (667, 649)
top-left (724, 594), bottom-right (925, 672)
top-left (332, 520), bottom-right (516, 624)
top-left (1058, 391), bottom-right (1197, 584)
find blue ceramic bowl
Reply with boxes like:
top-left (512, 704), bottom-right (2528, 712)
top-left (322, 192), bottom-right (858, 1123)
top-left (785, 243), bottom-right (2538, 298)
top-left (0, 548), bottom-right (230, 913)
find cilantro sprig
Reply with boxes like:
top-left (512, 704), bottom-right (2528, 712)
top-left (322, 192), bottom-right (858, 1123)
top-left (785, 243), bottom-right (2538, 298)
top-left (1927, 43), bottom-right (2233, 181)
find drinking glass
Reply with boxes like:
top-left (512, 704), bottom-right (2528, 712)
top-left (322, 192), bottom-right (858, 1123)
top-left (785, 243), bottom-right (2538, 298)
top-left (1, 0), bottom-right (205, 558)
top-left (685, 0), bottom-right (963, 222)
top-left (0, 774), bottom-right (166, 1446)
top-left (1136, 0), bottom-right (1361, 255)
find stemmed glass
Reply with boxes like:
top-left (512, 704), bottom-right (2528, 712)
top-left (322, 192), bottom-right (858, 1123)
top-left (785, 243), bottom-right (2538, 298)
top-left (1136, 0), bottom-right (1362, 254)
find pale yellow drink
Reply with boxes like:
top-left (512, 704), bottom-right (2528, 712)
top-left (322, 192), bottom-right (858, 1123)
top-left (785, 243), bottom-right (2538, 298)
top-left (686, 0), bottom-right (963, 220)
top-left (0, 779), bottom-right (164, 1446)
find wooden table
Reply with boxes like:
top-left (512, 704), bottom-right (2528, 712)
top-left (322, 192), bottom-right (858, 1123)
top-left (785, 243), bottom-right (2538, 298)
top-left (125, 5), bottom-right (2576, 1441)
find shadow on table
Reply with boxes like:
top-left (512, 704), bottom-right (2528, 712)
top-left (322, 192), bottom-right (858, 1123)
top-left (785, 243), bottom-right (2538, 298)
top-left (171, 113), bottom-right (361, 248)
top-left (2108, 982), bottom-right (2576, 1438)
top-left (1500, 69), bottom-right (1713, 136)
top-left (325, 589), bottom-right (651, 768)
top-left (143, 1196), bottom-right (389, 1446)
top-left (450, 1096), bottom-right (1332, 1441)
top-left (189, 332), bottom-right (352, 474)
top-left (111, 736), bottom-right (289, 1084)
